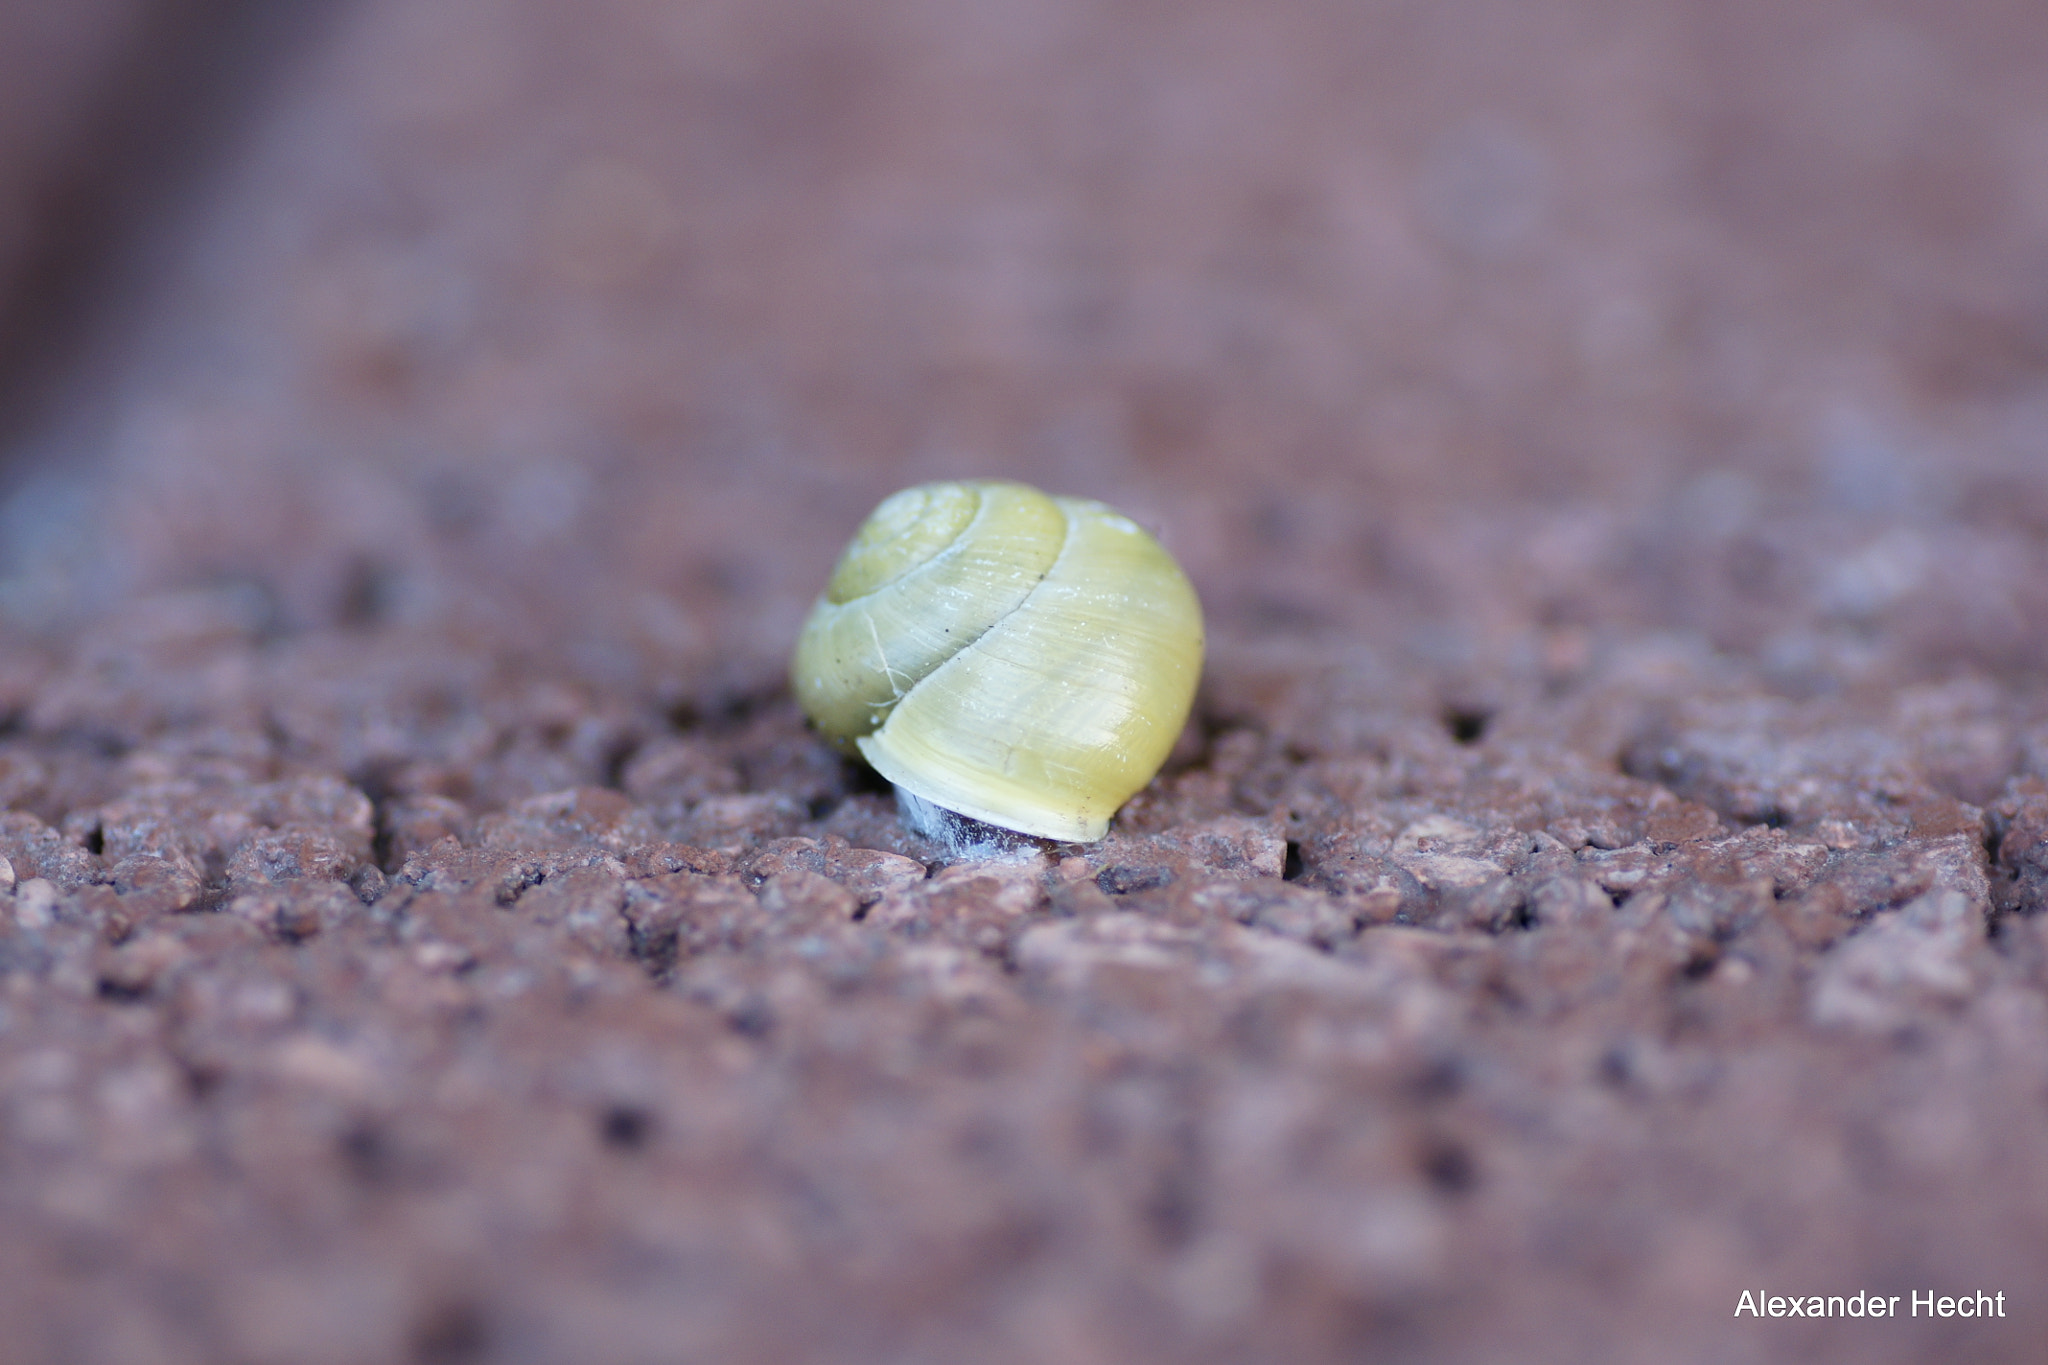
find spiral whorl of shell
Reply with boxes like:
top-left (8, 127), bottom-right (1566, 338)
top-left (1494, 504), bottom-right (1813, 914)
top-left (792, 480), bottom-right (1203, 843)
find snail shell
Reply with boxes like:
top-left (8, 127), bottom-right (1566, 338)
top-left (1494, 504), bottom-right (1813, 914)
top-left (792, 480), bottom-right (1203, 843)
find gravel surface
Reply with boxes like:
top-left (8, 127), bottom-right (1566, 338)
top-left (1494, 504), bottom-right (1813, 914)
top-left (1, 2), bottom-right (2046, 1362)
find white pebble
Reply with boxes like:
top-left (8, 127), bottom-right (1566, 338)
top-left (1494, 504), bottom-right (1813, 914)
top-left (14, 878), bottom-right (57, 931)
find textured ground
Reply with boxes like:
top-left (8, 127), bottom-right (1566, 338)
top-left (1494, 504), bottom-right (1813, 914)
top-left (1, 2), bottom-right (2047, 1362)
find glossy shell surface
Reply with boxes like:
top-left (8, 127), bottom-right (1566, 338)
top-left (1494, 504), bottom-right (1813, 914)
top-left (792, 480), bottom-right (1203, 842)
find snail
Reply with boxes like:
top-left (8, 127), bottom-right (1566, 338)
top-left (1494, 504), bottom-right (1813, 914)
top-left (792, 479), bottom-right (1203, 848)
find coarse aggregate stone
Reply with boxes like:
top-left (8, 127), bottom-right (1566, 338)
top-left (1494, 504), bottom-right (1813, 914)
top-left (2, 1), bottom-right (2047, 1362)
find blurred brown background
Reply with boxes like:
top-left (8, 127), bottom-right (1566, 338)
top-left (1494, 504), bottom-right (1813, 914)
top-left (1, 3), bottom-right (2046, 1363)
top-left (5, 0), bottom-right (2046, 673)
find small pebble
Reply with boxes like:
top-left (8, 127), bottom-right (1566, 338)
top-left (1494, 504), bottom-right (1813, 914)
top-left (14, 878), bottom-right (57, 931)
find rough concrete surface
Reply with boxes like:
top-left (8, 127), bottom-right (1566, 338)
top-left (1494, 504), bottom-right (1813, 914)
top-left (0, 1), bottom-right (2046, 1362)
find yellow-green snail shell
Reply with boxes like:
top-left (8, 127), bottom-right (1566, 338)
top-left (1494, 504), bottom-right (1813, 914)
top-left (792, 480), bottom-right (1204, 844)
